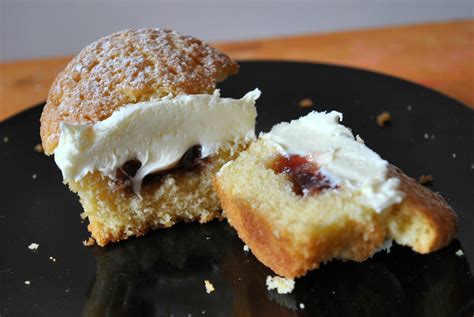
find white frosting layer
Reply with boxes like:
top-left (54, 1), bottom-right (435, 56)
top-left (55, 89), bottom-right (260, 193)
top-left (261, 111), bottom-right (404, 212)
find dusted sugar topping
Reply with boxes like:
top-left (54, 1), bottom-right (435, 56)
top-left (40, 28), bottom-right (239, 154)
top-left (54, 89), bottom-right (259, 194)
top-left (262, 111), bottom-right (404, 212)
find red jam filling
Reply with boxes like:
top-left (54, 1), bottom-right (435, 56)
top-left (271, 154), bottom-right (337, 195)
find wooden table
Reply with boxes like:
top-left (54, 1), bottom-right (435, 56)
top-left (1, 20), bottom-right (473, 121)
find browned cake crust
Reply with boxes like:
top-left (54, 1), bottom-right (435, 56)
top-left (40, 28), bottom-right (238, 154)
top-left (214, 164), bottom-right (457, 279)
top-left (387, 165), bottom-right (457, 253)
top-left (214, 181), bottom-right (385, 278)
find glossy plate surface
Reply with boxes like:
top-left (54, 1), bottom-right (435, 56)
top-left (1, 61), bottom-right (473, 316)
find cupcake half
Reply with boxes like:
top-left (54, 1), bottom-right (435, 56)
top-left (40, 29), bottom-right (259, 246)
top-left (214, 111), bottom-right (457, 278)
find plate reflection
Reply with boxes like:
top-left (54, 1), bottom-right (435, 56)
top-left (83, 221), bottom-right (473, 317)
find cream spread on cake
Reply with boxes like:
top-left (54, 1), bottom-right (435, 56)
top-left (261, 111), bottom-right (403, 212)
top-left (55, 89), bottom-right (260, 193)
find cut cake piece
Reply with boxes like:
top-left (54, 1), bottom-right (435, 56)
top-left (40, 28), bottom-right (259, 246)
top-left (214, 111), bottom-right (457, 278)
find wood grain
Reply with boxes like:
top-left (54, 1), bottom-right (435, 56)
top-left (0, 20), bottom-right (472, 121)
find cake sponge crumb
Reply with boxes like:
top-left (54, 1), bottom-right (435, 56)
top-left (34, 144), bottom-right (44, 153)
top-left (456, 249), bottom-right (464, 257)
top-left (376, 111), bottom-right (391, 127)
top-left (204, 280), bottom-right (215, 293)
top-left (82, 238), bottom-right (95, 246)
top-left (298, 98), bottom-right (314, 108)
top-left (418, 174), bottom-right (433, 185)
top-left (28, 243), bottom-right (39, 250)
top-left (266, 275), bottom-right (295, 294)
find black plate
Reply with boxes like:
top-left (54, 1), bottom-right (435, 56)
top-left (1, 61), bottom-right (473, 317)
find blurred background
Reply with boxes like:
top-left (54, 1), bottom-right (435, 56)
top-left (1, 0), bottom-right (473, 119)
top-left (1, 0), bottom-right (473, 61)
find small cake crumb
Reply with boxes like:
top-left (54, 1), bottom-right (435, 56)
top-left (266, 275), bottom-right (295, 294)
top-left (204, 280), bottom-right (215, 294)
top-left (299, 303), bottom-right (305, 309)
top-left (32, 174), bottom-right (38, 179)
top-left (424, 133), bottom-right (429, 139)
top-left (243, 244), bottom-right (250, 252)
top-left (418, 174), bottom-right (433, 185)
top-left (34, 144), bottom-right (44, 153)
top-left (28, 243), bottom-right (39, 250)
top-left (407, 105), bottom-right (412, 111)
top-left (205, 236), bottom-right (211, 240)
top-left (24, 280), bottom-right (30, 285)
top-left (3, 136), bottom-right (9, 143)
top-left (452, 153), bottom-right (456, 159)
top-left (298, 98), bottom-right (314, 108)
top-left (82, 237), bottom-right (95, 246)
top-left (49, 256), bottom-right (57, 262)
top-left (456, 249), bottom-right (464, 257)
top-left (376, 111), bottom-right (391, 127)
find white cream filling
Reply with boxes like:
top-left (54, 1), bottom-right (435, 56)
top-left (261, 111), bottom-right (404, 213)
top-left (54, 89), bottom-right (260, 194)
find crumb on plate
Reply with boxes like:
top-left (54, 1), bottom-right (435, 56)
top-left (243, 244), bottom-right (250, 252)
top-left (299, 303), bottom-right (305, 309)
top-left (298, 98), bottom-right (314, 108)
top-left (456, 249), bottom-right (464, 257)
top-left (34, 144), bottom-right (44, 153)
top-left (32, 174), bottom-right (38, 179)
top-left (49, 256), bottom-right (57, 262)
top-left (3, 136), bottom-right (8, 143)
top-left (82, 237), bottom-right (95, 246)
top-left (28, 243), bottom-right (39, 250)
top-left (376, 111), bottom-right (391, 127)
top-left (24, 280), bottom-right (30, 285)
top-left (204, 280), bottom-right (215, 293)
top-left (266, 275), bottom-right (295, 294)
top-left (418, 174), bottom-right (433, 185)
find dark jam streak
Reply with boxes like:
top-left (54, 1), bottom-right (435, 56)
top-left (174, 145), bottom-right (202, 170)
top-left (271, 154), bottom-right (337, 196)
top-left (116, 145), bottom-right (204, 187)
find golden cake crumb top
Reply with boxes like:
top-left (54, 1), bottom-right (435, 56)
top-left (40, 28), bottom-right (238, 154)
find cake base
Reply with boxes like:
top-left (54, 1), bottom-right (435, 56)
top-left (214, 140), bottom-right (457, 278)
top-left (69, 146), bottom-right (243, 246)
